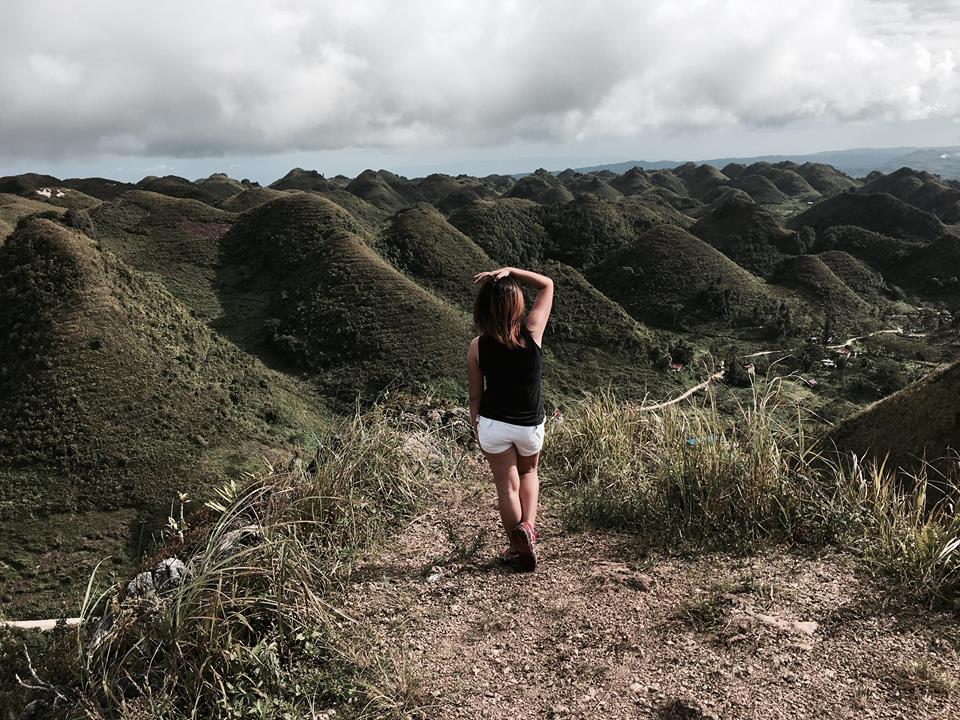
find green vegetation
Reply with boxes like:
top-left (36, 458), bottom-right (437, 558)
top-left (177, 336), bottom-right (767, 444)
top-left (0, 193), bottom-right (67, 242)
top-left (588, 224), bottom-right (779, 328)
top-left (2, 404), bottom-right (460, 717)
top-left (771, 255), bottom-right (876, 334)
top-left (217, 186), bottom-right (289, 212)
top-left (828, 359), bottom-right (960, 473)
top-left (345, 170), bottom-right (412, 213)
top-left (5, 159), bottom-right (960, 693)
top-left (219, 193), bottom-right (471, 402)
top-left (377, 203), bottom-right (491, 308)
top-left (817, 250), bottom-right (896, 304)
top-left (0, 218), bottom-right (326, 614)
top-left (545, 380), bottom-right (960, 606)
top-left (91, 190), bottom-right (236, 318)
top-left (505, 168), bottom-right (574, 205)
top-left (691, 196), bottom-right (796, 277)
top-left (448, 197), bottom-right (548, 267)
top-left (788, 192), bottom-right (945, 243)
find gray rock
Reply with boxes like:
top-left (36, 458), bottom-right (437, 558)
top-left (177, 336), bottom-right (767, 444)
top-left (153, 558), bottom-right (187, 593)
top-left (127, 570), bottom-right (156, 598)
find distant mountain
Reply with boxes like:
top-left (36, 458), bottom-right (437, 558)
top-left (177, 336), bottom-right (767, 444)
top-left (574, 146), bottom-right (960, 181)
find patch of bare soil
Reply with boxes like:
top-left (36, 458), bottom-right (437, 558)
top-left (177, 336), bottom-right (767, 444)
top-left (346, 457), bottom-right (960, 719)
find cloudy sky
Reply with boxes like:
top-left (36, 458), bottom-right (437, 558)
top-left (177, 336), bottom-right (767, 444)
top-left (1, 0), bottom-right (958, 182)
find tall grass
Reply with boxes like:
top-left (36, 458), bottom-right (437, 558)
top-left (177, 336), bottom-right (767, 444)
top-left (545, 378), bottom-right (960, 607)
top-left (66, 404), bottom-right (457, 719)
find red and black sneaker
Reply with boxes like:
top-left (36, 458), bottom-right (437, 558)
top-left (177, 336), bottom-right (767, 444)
top-left (510, 521), bottom-right (538, 572)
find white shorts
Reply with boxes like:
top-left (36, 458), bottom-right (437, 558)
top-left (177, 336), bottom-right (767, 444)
top-left (476, 415), bottom-right (545, 456)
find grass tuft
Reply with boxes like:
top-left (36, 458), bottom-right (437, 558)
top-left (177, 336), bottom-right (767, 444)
top-left (546, 377), bottom-right (960, 606)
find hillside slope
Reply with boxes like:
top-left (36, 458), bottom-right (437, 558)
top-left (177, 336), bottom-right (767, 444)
top-left (827, 360), bottom-right (960, 470)
top-left (91, 190), bottom-right (236, 319)
top-left (589, 225), bottom-right (779, 328)
top-left (219, 194), bottom-right (472, 400)
top-left (0, 218), bottom-right (322, 520)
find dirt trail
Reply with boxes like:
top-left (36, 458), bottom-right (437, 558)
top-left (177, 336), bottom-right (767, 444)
top-left (638, 371), bottom-right (725, 411)
top-left (347, 456), bottom-right (960, 719)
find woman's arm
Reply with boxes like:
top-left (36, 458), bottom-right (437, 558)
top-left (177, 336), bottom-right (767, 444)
top-left (466, 336), bottom-right (483, 434)
top-left (473, 267), bottom-right (554, 345)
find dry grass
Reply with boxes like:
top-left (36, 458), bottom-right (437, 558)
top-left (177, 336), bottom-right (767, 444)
top-left (546, 377), bottom-right (960, 607)
top-left (26, 404), bottom-right (461, 719)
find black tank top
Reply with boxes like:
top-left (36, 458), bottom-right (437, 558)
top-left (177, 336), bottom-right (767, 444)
top-left (478, 326), bottom-right (545, 426)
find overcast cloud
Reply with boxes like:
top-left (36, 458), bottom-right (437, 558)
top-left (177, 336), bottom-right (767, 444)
top-left (0, 0), bottom-right (958, 178)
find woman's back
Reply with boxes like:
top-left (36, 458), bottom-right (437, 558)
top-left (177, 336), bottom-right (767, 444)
top-left (478, 327), bottom-right (544, 426)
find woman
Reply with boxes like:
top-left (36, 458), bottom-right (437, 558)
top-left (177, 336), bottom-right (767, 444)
top-left (467, 266), bottom-right (553, 572)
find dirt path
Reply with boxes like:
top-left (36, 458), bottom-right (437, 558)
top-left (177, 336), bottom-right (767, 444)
top-left (0, 618), bottom-right (80, 631)
top-left (827, 327), bottom-right (904, 351)
top-left (346, 458), bottom-right (960, 719)
top-left (639, 371), bottom-right (725, 411)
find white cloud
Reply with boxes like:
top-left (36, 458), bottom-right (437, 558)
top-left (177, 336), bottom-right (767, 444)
top-left (0, 0), bottom-right (957, 159)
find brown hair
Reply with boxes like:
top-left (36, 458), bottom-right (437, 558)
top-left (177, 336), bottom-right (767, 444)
top-left (473, 277), bottom-right (526, 349)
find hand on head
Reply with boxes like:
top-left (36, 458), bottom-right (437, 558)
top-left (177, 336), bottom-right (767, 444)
top-left (473, 268), bottom-right (511, 284)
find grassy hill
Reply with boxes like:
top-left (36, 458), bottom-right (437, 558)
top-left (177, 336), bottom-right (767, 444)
top-left (561, 173), bottom-right (623, 202)
top-left (588, 224), bottom-right (778, 328)
top-left (540, 195), bottom-right (637, 269)
top-left (771, 255), bottom-right (876, 332)
top-left (448, 198), bottom-right (548, 267)
top-left (617, 194), bottom-right (694, 231)
top-left (827, 359), bottom-right (960, 471)
top-left (896, 232), bottom-right (960, 298)
top-left (811, 225), bottom-right (922, 277)
top-left (0, 218), bottom-right (324, 518)
top-left (193, 173), bottom-right (247, 203)
top-left (415, 173), bottom-right (497, 210)
top-left (506, 169), bottom-right (575, 205)
top-left (218, 187), bottom-right (290, 212)
top-left (859, 167), bottom-right (960, 223)
top-left (0, 193), bottom-right (66, 242)
top-left (609, 166), bottom-right (655, 195)
top-left (691, 195), bottom-right (796, 277)
top-left (219, 194), bottom-right (471, 401)
top-left (673, 162), bottom-right (729, 201)
top-left (316, 189), bottom-right (390, 233)
top-left (796, 162), bottom-right (860, 195)
top-left (760, 166), bottom-right (820, 199)
top-left (539, 260), bottom-right (662, 400)
top-left (788, 192), bottom-right (945, 242)
top-left (60, 176), bottom-right (135, 200)
top-left (377, 203), bottom-right (491, 308)
top-left (726, 174), bottom-right (789, 204)
top-left (269, 167), bottom-right (339, 192)
top-left (0, 217), bottom-right (325, 617)
top-left (91, 190), bottom-right (236, 319)
top-left (817, 250), bottom-right (896, 304)
top-left (345, 169), bottom-right (412, 213)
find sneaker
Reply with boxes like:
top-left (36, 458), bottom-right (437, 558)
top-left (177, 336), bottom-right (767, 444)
top-left (498, 546), bottom-right (521, 565)
top-left (510, 521), bottom-right (537, 572)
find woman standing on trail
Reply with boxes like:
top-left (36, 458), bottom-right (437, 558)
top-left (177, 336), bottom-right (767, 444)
top-left (467, 267), bottom-right (553, 572)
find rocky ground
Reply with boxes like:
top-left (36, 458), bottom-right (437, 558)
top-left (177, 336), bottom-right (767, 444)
top-left (346, 455), bottom-right (960, 719)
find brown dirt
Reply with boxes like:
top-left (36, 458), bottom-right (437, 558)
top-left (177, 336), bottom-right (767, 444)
top-left (346, 455), bottom-right (960, 719)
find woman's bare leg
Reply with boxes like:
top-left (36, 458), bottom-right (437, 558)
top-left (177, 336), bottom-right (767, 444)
top-left (517, 451), bottom-right (540, 527)
top-left (483, 447), bottom-right (522, 544)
